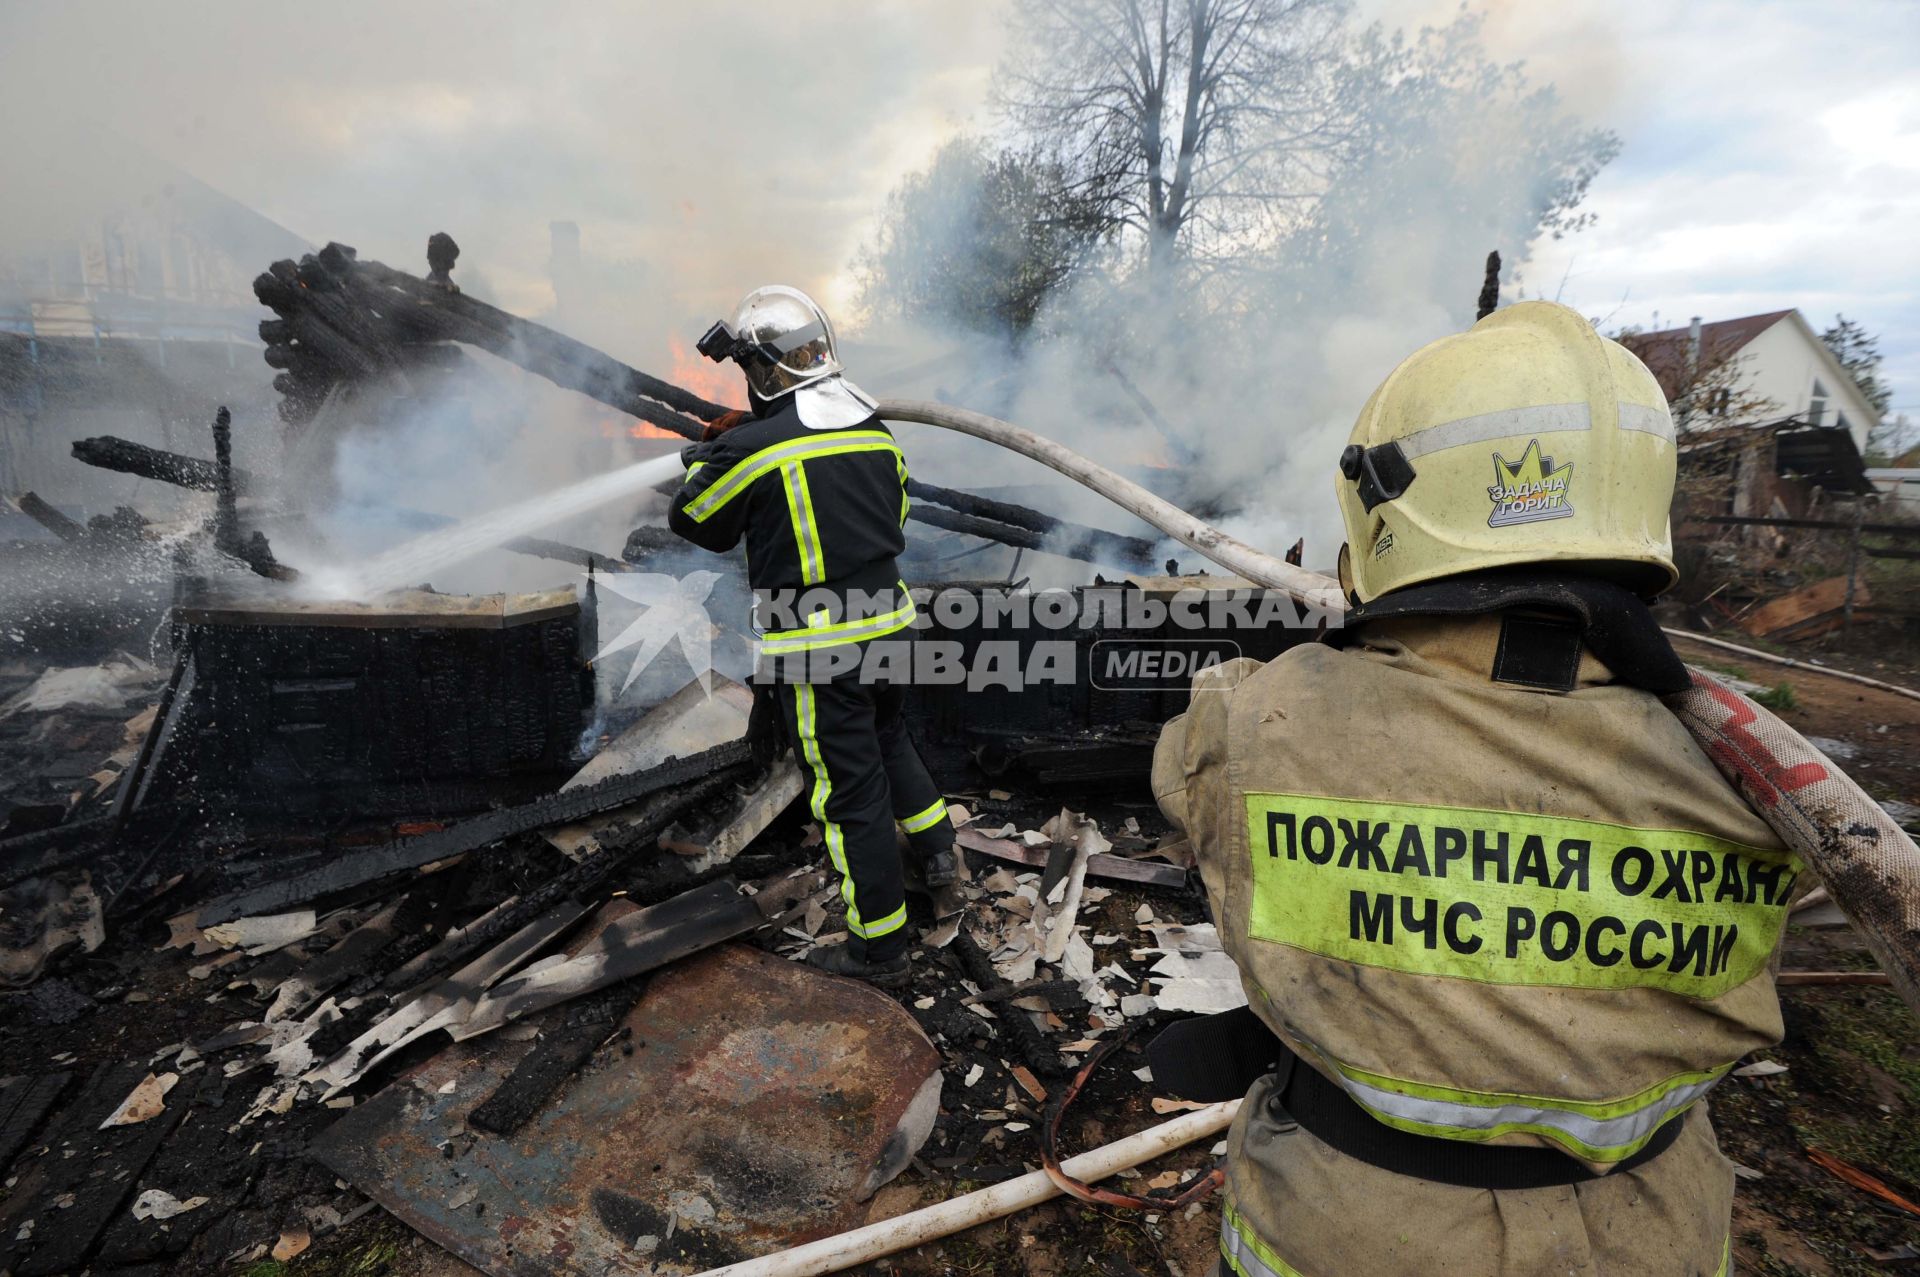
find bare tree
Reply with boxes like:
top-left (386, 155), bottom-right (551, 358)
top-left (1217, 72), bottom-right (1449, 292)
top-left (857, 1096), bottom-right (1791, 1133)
top-left (997, 0), bottom-right (1347, 278)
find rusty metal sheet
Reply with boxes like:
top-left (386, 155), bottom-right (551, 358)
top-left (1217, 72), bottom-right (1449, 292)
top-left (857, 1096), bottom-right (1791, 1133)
top-left (314, 943), bottom-right (942, 1275)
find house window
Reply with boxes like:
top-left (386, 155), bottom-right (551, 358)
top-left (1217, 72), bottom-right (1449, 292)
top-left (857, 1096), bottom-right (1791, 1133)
top-left (1711, 388), bottom-right (1732, 416)
top-left (1808, 379), bottom-right (1828, 427)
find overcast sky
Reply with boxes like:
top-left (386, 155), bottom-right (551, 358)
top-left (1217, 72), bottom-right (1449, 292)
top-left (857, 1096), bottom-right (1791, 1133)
top-left (1, 0), bottom-right (1914, 415)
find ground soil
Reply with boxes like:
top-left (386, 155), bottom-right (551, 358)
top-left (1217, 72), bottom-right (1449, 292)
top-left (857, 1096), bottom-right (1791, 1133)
top-left (1665, 634), bottom-right (1920, 1274)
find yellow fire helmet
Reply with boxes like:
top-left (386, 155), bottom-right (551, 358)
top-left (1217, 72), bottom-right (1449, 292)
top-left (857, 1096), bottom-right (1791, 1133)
top-left (1335, 300), bottom-right (1679, 605)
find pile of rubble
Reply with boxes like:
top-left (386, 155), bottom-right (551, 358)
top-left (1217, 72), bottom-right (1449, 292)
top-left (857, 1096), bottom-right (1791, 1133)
top-left (0, 648), bottom-right (1230, 1275)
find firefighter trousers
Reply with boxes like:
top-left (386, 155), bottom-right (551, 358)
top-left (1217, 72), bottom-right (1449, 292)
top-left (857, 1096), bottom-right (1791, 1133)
top-left (1213, 1073), bottom-right (1734, 1277)
top-left (775, 674), bottom-right (954, 962)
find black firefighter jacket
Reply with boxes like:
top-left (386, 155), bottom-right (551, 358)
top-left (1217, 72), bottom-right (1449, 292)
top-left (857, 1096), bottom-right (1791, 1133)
top-left (667, 399), bottom-right (914, 652)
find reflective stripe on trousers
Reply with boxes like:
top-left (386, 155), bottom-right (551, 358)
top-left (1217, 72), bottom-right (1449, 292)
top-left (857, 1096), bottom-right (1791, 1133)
top-left (1219, 1202), bottom-right (1306, 1277)
top-left (1219, 1201), bottom-right (1733, 1277)
top-left (900, 797), bottom-right (948, 835)
top-left (790, 682), bottom-right (906, 941)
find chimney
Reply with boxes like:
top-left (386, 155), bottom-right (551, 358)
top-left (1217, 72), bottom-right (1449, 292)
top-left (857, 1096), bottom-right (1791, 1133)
top-left (1680, 316), bottom-right (1703, 429)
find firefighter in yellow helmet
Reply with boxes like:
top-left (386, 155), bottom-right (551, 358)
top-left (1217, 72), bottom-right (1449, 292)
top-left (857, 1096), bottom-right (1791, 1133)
top-left (1152, 301), bottom-right (1799, 1275)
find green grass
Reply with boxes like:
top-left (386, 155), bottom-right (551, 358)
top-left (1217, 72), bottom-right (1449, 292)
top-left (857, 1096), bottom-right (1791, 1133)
top-left (1752, 682), bottom-right (1799, 712)
top-left (1794, 990), bottom-right (1920, 1192)
top-left (1694, 659), bottom-right (1753, 682)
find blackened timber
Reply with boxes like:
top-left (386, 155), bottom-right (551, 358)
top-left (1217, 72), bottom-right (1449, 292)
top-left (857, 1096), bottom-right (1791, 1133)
top-left (194, 740), bottom-right (752, 925)
top-left (910, 504), bottom-right (1161, 569)
top-left (449, 879), bottom-right (764, 1040)
top-left (951, 927), bottom-right (1066, 1078)
top-left (0, 1064), bottom-right (202, 1277)
top-left (906, 479), bottom-right (1157, 565)
top-left (374, 774), bottom-right (741, 996)
top-left (317, 242), bottom-right (728, 436)
top-left (909, 505), bottom-right (1047, 552)
top-left (15, 493), bottom-right (84, 543)
top-left (468, 982), bottom-right (644, 1135)
top-left (70, 436), bottom-right (252, 494)
top-left (0, 1072), bottom-right (71, 1171)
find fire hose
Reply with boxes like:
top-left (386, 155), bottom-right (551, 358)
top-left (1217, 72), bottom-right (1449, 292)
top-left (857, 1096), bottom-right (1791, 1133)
top-left (880, 398), bottom-right (1920, 1022)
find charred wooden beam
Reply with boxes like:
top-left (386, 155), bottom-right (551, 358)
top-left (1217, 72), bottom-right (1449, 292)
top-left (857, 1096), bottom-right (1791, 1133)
top-left (907, 478), bottom-right (1158, 566)
top-left (192, 739), bottom-right (752, 925)
top-left (908, 503), bottom-right (1156, 569)
top-left (255, 239), bottom-right (728, 440)
top-left (15, 493), bottom-right (85, 543)
top-left (70, 436), bottom-right (252, 494)
top-left (210, 407), bottom-right (242, 558)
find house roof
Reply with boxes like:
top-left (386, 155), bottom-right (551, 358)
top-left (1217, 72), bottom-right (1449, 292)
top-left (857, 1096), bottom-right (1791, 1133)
top-left (1617, 311), bottom-right (1794, 401)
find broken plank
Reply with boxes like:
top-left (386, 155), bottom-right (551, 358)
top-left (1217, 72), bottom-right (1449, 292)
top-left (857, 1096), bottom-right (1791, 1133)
top-left (447, 879), bottom-right (763, 1041)
top-left (655, 758), bottom-right (804, 868)
top-left (467, 982), bottom-right (643, 1136)
top-left (15, 493), bottom-right (85, 543)
top-left (956, 827), bottom-right (1186, 888)
top-left (303, 899), bottom-right (594, 1093)
top-left (0, 1072), bottom-right (72, 1172)
top-left (195, 738), bottom-right (750, 925)
top-left (265, 898), bottom-right (409, 1022)
top-left (561, 675), bottom-right (753, 793)
top-left (0, 1063), bottom-right (199, 1276)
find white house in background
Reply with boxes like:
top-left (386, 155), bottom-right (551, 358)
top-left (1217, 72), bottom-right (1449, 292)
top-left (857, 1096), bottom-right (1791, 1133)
top-left (1620, 309), bottom-right (1881, 456)
top-left (1867, 468), bottom-right (1920, 510)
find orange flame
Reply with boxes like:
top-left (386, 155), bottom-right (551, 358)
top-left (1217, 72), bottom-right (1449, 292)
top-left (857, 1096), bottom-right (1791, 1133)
top-left (667, 333), bottom-right (746, 411)
top-left (621, 416), bottom-right (684, 441)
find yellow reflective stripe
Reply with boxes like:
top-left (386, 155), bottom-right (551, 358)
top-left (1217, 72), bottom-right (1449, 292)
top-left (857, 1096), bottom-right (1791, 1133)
top-left (793, 684), bottom-right (859, 931)
top-left (1220, 1202), bottom-right (1308, 1277)
top-left (1244, 791), bottom-right (1797, 999)
top-left (758, 599), bottom-right (918, 655)
top-left (1715, 1232), bottom-right (1731, 1277)
top-left (849, 902), bottom-right (907, 940)
top-left (901, 798), bottom-right (949, 835)
top-left (896, 453), bottom-right (909, 527)
top-left (1306, 1035), bottom-right (1727, 1163)
top-left (685, 460), bottom-right (705, 480)
top-left (684, 431), bottom-right (900, 523)
top-left (781, 460), bottom-right (827, 585)
top-left (792, 684), bottom-right (902, 941)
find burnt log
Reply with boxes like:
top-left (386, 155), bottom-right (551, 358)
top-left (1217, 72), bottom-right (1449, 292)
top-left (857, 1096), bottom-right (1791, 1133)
top-left (192, 739), bottom-right (752, 925)
top-left (907, 478), bottom-right (1157, 567)
top-left (258, 240), bottom-right (726, 440)
top-left (71, 436), bottom-right (251, 494)
top-left (15, 493), bottom-right (85, 543)
top-left (908, 504), bottom-right (1156, 570)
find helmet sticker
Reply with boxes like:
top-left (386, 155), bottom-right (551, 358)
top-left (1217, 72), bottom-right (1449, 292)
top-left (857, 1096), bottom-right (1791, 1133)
top-left (1372, 528), bottom-right (1395, 559)
top-left (1487, 439), bottom-right (1574, 528)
